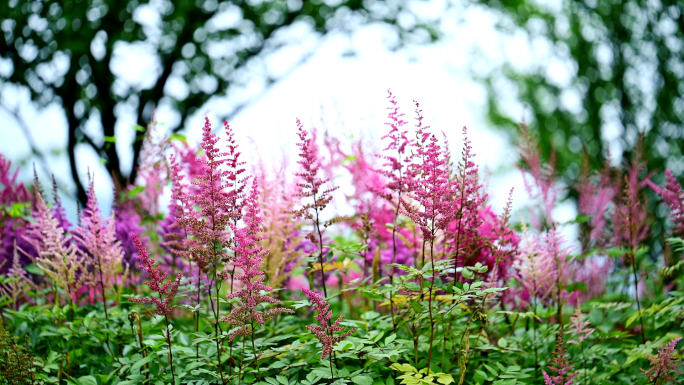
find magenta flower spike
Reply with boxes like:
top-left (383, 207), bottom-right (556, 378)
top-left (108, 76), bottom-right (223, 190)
top-left (130, 234), bottom-right (182, 317)
top-left (221, 177), bottom-right (294, 340)
top-left (302, 288), bottom-right (355, 360)
top-left (649, 169), bottom-right (684, 236)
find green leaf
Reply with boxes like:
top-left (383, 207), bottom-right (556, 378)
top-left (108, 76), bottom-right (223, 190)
top-left (385, 333), bottom-right (397, 345)
top-left (130, 355), bottom-right (154, 372)
top-left (565, 282), bottom-right (587, 292)
top-left (170, 133), bottom-right (187, 143)
top-left (24, 263), bottom-right (44, 276)
top-left (409, 300), bottom-right (424, 313)
top-left (77, 376), bottom-right (98, 385)
top-left (351, 375), bottom-right (373, 385)
top-left (104, 136), bottom-right (116, 143)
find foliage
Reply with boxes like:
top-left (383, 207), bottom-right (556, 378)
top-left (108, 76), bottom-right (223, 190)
top-left (1, 91), bottom-right (684, 385)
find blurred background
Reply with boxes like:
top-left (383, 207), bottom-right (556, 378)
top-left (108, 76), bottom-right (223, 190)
top-left (1, 0), bottom-right (682, 240)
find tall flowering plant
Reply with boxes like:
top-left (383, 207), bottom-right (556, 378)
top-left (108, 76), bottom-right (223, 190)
top-left (24, 190), bottom-right (89, 313)
top-left (129, 234), bottom-right (182, 382)
top-left (399, 101), bottom-right (461, 371)
top-left (74, 179), bottom-right (125, 312)
top-left (302, 288), bottom-right (355, 381)
top-left (221, 178), bottom-right (294, 381)
top-left (291, 119), bottom-right (345, 297)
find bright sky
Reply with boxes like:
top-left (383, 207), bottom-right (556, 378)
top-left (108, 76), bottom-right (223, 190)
top-left (0, 0), bottom-right (579, 240)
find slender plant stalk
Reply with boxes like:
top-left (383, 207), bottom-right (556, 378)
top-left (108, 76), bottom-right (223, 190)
top-left (164, 315), bottom-right (176, 383)
top-left (312, 190), bottom-right (328, 297)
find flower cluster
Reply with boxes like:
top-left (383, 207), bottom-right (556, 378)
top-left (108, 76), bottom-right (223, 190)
top-left (542, 332), bottom-right (578, 385)
top-left (565, 306), bottom-right (594, 345)
top-left (302, 288), bottom-right (355, 360)
top-left (641, 337), bottom-right (683, 385)
top-left (129, 234), bottom-right (182, 316)
top-left (74, 179), bottom-right (125, 292)
top-left (650, 169), bottom-right (684, 236)
top-left (221, 178), bottom-right (294, 340)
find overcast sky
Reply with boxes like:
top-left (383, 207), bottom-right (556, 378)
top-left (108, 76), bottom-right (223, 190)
top-left (0, 0), bottom-right (578, 239)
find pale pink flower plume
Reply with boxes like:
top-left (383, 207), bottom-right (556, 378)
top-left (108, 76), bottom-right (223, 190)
top-left (641, 337), bottom-right (683, 385)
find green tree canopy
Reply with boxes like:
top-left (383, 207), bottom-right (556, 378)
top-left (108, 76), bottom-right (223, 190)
top-left (476, 0), bottom-right (684, 184)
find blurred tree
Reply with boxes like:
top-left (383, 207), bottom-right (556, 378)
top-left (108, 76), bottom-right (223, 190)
top-left (475, 0), bottom-right (684, 185)
top-left (0, 0), bottom-right (440, 205)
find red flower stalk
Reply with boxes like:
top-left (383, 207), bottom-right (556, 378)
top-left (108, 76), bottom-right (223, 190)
top-left (447, 126), bottom-right (487, 281)
top-left (542, 332), bottom-right (578, 385)
top-left (130, 234), bottom-right (182, 317)
top-left (291, 119), bottom-right (344, 297)
top-left (649, 169), bottom-right (684, 237)
top-left (576, 160), bottom-right (618, 248)
top-left (161, 154), bottom-right (196, 271)
top-left (302, 287), bottom-right (355, 380)
top-left (399, 101), bottom-right (464, 371)
top-left (179, 117), bottom-right (235, 273)
top-left (129, 234), bottom-right (181, 382)
top-left (400, 104), bottom-right (459, 245)
top-left (641, 337), bottom-right (683, 385)
top-left (614, 147), bottom-right (651, 343)
top-left (221, 178), bottom-right (294, 342)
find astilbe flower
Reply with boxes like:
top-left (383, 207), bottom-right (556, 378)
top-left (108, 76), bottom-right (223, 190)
top-left (0, 155), bottom-right (31, 213)
top-left (333, 137), bottom-right (414, 276)
top-left (483, 190), bottom-right (520, 291)
top-left (51, 175), bottom-right (72, 233)
top-left (24, 190), bottom-right (89, 305)
top-left (641, 337), bottom-right (683, 385)
top-left (400, 103), bottom-right (459, 256)
top-left (113, 199), bottom-right (145, 269)
top-left (179, 118), bottom-right (235, 273)
top-left (613, 150), bottom-right (651, 254)
top-left (160, 153), bottom-right (196, 277)
top-left (130, 234), bottom-right (182, 316)
top-left (0, 155), bottom-right (33, 274)
top-left (134, 121), bottom-right (169, 217)
top-left (576, 160), bottom-right (617, 248)
top-left (514, 225), bottom-right (574, 307)
top-left (649, 169), bottom-right (684, 237)
top-left (543, 332), bottom-right (578, 385)
top-left (565, 306), bottom-right (594, 345)
top-left (444, 127), bottom-right (489, 280)
top-left (220, 178), bottom-right (294, 341)
top-left (74, 179), bottom-right (125, 293)
top-left (291, 119), bottom-right (345, 297)
top-left (517, 124), bottom-right (558, 229)
top-left (302, 288), bottom-right (355, 360)
top-left (253, 162), bottom-right (304, 289)
top-left (0, 242), bottom-right (37, 309)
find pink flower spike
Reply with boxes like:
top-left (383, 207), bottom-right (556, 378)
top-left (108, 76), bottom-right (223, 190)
top-left (302, 288), bottom-right (355, 360)
top-left (650, 169), bottom-right (684, 237)
top-left (641, 337), bottom-right (683, 385)
top-left (130, 234), bottom-right (182, 316)
top-left (221, 177), bottom-right (294, 340)
top-left (565, 306), bottom-right (594, 345)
